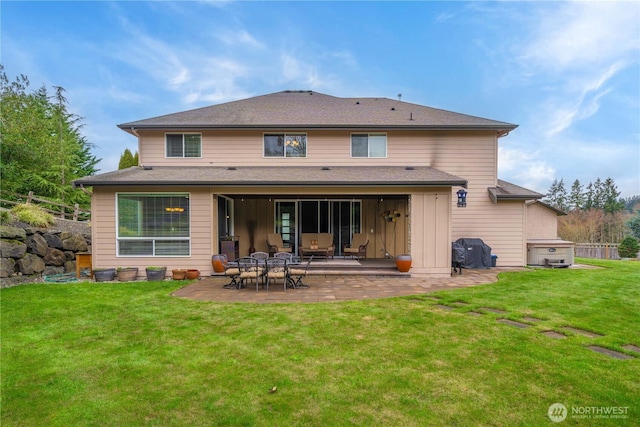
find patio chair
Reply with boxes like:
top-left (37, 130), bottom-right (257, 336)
top-left (343, 233), bottom-right (369, 259)
top-left (222, 255), bottom-right (241, 289)
top-left (288, 255), bottom-right (312, 288)
top-left (267, 233), bottom-right (292, 257)
top-left (265, 257), bottom-right (288, 292)
top-left (250, 251), bottom-right (269, 261)
top-left (237, 257), bottom-right (265, 291)
top-left (274, 252), bottom-right (294, 262)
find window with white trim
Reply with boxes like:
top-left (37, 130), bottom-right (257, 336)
top-left (264, 133), bottom-right (307, 157)
top-left (117, 193), bottom-right (190, 256)
top-left (351, 133), bottom-right (387, 158)
top-left (166, 133), bottom-right (201, 158)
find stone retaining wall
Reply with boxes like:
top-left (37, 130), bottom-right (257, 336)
top-left (0, 224), bottom-right (91, 279)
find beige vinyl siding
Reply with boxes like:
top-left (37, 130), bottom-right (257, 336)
top-left (136, 129), bottom-right (501, 171)
top-left (453, 200), bottom-right (526, 266)
top-left (92, 186), bottom-right (214, 276)
top-left (527, 203), bottom-right (559, 240)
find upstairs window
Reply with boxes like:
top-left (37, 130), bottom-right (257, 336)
top-left (351, 133), bottom-right (387, 158)
top-left (264, 133), bottom-right (307, 157)
top-left (166, 133), bottom-right (201, 158)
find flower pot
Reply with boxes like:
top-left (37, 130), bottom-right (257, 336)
top-left (396, 254), bottom-right (412, 272)
top-left (145, 267), bottom-right (167, 281)
top-left (211, 254), bottom-right (227, 273)
top-left (94, 268), bottom-right (116, 282)
top-left (172, 269), bottom-right (187, 280)
top-left (186, 269), bottom-right (200, 280)
top-left (117, 267), bottom-right (138, 282)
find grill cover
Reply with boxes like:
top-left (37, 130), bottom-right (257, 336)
top-left (455, 238), bottom-right (492, 269)
top-left (452, 242), bottom-right (466, 264)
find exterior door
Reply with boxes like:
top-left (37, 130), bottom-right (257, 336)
top-left (275, 201), bottom-right (296, 252)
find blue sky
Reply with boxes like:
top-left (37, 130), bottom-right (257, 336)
top-left (3, 1), bottom-right (639, 197)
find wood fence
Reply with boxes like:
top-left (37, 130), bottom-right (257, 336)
top-left (0, 191), bottom-right (90, 221)
top-left (575, 243), bottom-right (620, 260)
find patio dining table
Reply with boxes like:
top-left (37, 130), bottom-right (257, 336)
top-left (223, 257), bottom-right (309, 290)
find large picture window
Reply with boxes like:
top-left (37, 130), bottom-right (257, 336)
top-left (117, 193), bottom-right (190, 256)
top-left (351, 133), bottom-right (387, 158)
top-left (166, 133), bottom-right (201, 158)
top-left (264, 133), bottom-right (307, 157)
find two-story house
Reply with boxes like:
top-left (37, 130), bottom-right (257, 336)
top-left (74, 90), bottom-right (560, 276)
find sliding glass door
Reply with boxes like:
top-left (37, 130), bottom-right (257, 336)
top-left (275, 200), bottom-right (361, 256)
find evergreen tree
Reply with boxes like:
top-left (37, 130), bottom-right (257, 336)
top-left (544, 178), bottom-right (568, 211)
top-left (592, 178), bottom-right (604, 209)
top-left (627, 212), bottom-right (640, 240)
top-left (568, 179), bottom-right (585, 211)
top-left (118, 148), bottom-right (138, 169)
top-left (0, 66), bottom-right (99, 208)
top-left (602, 177), bottom-right (624, 214)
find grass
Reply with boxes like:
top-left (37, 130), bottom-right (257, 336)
top-left (1, 258), bottom-right (639, 426)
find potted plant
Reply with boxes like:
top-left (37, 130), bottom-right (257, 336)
top-left (186, 269), bottom-right (200, 280)
top-left (94, 267), bottom-right (116, 282)
top-left (116, 267), bottom-right (138, 281)
top-left (145, 266), bottom-right (167, 281)
top-left (172, 269), bottom-right (187, 280)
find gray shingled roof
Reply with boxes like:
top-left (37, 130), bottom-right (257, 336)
top-left (488, 179), bottom-right (544, 202)
top-left (118, 91), bottom-right (517, 132)
top-left (73, 166), bottom-right (467, 188)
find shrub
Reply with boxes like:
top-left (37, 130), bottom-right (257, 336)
top-left (618, 236), bottom-right (639, 258)
top-left (0, 209), bottom-right (15, 224)
top-left (10, 204), bottom-right (54, 227)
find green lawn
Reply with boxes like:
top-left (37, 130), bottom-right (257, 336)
top-left (1, 259), bottom-right (639, 426)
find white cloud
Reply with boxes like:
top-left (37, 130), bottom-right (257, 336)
top-left (545, 61), bottom-right (625, 136)
top-left (215, 28), bottom-right (264, 48)
top-left (519, 2), bottom-right (639, 73)
top-left (498, 146), bottom-right (555, 193)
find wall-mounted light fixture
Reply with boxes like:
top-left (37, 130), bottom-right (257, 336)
top-left (165, 207), bottom-right (185, 212)
top-left (456, 189), bottom-right (468, 208)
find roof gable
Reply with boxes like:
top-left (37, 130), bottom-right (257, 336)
top-left (119, 90), bottom-right (517, 133)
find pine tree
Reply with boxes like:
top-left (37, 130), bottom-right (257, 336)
top-left (0, 66), bottom-right (98, 208)
top-left (118, 148), bottom-right (137, 169)
top-left (568, 179), bottom-right (585, 211)
top-left (602, 177), bottom-right (624, 214)
top-left (544, 178), bottom-right (568, 211)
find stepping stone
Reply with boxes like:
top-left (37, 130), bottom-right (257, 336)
top-left (435, 304), bottom-right (455, 310)
top-left (498, 319), bottom-right (530, 328)
top-left (481, 307), bottom-right (507, 314)
top-left (541, 330), bottom-right (566, 339)
top-left (522, 316), bottom-right (543, 323)
top-left (587, 345), bottom-right (635, 360)
top-left (467, 311), bottom-right (483, 316)
top-left (623, 345), bottom-right (640, 354)
top-left (451, 301), bottom-right (469, 306)
top-left (564, 327), bottom-right (603, 338)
